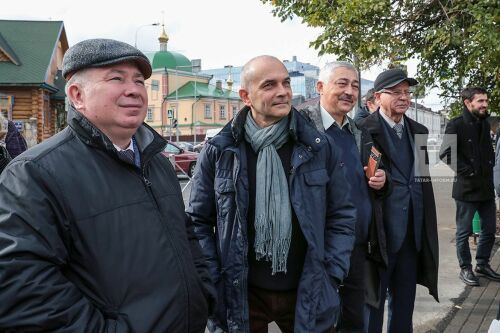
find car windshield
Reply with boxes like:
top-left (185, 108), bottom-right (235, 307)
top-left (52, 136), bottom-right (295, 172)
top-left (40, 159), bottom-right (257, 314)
top-left (165, 143), bottom-right (181, 154)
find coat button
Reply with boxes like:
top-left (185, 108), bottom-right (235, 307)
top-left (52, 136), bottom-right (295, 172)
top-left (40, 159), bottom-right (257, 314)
top-left (233, 279), bottom-right (239, 286)
top-left (307, 146), bottom-right (312, 151)
top-left (299, 154), bottom-right (303, 159)
top-left (315, 138), bottom-right (321, 144)
top-left (290, 167), bottom-right (295, 175)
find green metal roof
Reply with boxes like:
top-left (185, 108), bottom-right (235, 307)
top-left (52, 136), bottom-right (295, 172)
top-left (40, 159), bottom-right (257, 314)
top-left (0, 33), bottom-right (20, 65)
top-left (145, 50), bottom-right (192, 71)
top-left (166, 81), bottom-right (240, 100)
top-left (52, 70), bottom-right (66, 100)
top-left (0, 20), bottom-right (66, 85)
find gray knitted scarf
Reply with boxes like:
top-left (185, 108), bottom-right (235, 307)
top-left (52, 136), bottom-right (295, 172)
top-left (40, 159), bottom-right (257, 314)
top-left (244, 112), bottom-right (292, 274)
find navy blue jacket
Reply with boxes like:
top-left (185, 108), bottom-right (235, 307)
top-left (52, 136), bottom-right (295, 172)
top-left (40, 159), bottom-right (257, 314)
top-left (187, 107), bottom-right (356, 333)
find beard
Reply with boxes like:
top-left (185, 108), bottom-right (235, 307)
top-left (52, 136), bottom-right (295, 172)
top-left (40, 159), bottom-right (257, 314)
top-left (472, 108), bottom-right (489, 120)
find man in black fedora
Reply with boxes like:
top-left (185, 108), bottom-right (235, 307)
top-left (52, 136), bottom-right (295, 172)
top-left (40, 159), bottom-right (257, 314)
top-left (0, 38), bottom-right (214, 332)
top-left (358, 68), bottom-right (439, 333)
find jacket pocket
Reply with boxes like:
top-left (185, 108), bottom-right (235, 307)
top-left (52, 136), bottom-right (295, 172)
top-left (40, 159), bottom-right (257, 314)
top-left (214, 177), bottom-right (235, 219)
top-left (303, 168), bottom-right (329, 186)
top-left (314, 270), bottom-right (340, 331)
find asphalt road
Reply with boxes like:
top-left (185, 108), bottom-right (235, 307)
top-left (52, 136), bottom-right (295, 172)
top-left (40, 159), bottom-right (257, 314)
top-left (181, 162), bottom-right (496, 332)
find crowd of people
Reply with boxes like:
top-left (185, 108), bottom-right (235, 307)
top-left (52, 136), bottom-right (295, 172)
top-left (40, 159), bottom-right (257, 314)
top-left (0, 38), bottom-right (498, 333)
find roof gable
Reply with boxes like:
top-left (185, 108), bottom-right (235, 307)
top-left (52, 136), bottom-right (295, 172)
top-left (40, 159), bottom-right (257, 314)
top-left (0, 33), bottom-right (21, 65)
top-left (0, 20), bottom-right (67, 85)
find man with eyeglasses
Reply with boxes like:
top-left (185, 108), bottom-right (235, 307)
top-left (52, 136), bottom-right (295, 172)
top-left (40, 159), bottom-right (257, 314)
top-left (358, 68), bottom-right (439, 332)
top-left (300, 61), bottom-right (391, 333)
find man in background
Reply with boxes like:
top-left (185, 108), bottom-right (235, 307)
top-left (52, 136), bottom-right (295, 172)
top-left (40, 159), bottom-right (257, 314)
top-left (441, 87), bottom-right (500, 286)
top-left (354, 88), bottom-right (378, 124)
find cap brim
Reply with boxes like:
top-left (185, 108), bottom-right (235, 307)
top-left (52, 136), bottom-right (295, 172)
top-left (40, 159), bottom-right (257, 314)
top-left (383, 77), bottom-right (418, 89)
top-left (91, 56), bottom-right (152, 79)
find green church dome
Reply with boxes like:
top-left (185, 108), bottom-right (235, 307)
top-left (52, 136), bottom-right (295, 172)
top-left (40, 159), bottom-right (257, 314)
top-left (146, 51), bottom-right (192, 71)
top-left (145, 24), bottom-right (191, 72)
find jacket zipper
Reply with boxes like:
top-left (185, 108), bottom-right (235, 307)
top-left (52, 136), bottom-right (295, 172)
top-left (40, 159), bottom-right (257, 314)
top-left (140, 165), bottom-right (191, 332)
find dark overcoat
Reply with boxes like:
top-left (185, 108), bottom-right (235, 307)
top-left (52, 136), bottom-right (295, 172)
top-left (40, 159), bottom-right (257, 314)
top-left (359, 110), bottom-right (439, 302)
top-left (440, 107), bottom-right (495, 201)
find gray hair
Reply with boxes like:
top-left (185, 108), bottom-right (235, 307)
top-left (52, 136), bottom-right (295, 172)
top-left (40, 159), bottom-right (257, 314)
top-left (64, 68), bottom-right (90, 100)
top-left (318, 61), bottom-right (358, 84)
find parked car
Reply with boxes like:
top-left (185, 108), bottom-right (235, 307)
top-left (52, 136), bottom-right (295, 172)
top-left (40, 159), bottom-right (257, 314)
top-left (176, 141), bottom-right (195, 152)
top-left (193, 128), bottom-right (223, 153)
top-left (161, 142), bottom-right (198, 177)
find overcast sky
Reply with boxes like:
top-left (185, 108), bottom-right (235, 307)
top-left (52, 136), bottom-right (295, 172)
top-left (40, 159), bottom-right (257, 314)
top-left (3, 0), bottom-right (443, 109)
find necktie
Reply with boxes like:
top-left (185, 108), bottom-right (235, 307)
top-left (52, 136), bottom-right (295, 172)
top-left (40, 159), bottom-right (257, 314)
top-left (118, 149), bottom-right (135, 165)
top-left (393, 123), bottom-right (403, 139)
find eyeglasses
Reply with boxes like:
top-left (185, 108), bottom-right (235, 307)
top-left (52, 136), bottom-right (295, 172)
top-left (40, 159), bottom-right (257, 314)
top-left (380, 89), bottom-right (413, 98)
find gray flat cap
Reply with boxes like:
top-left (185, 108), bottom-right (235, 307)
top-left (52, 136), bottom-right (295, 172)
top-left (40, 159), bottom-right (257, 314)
top-left (62, 38), bottom-right (152, 80)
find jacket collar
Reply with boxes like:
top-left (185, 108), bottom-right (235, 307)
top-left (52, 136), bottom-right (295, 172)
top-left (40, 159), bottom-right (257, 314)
top-left (211, 105), bottom-right (326, 153)
top-left (362, 110), bottom-right (427, 135)
top-left (462, 105), bottom-right (486, 124)
top-left (300, 102), bottom-right (362, 151)
top-left (67, 105), bottom-right (166, 163)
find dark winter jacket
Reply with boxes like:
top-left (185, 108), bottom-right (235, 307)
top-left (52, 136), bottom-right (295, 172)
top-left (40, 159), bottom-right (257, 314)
top-left (187, 106), bottom-right (356, 333)
top-left (5, 120), bottom-right (27, 158)
top-left (300, 103), bottom-right (391, 308)
top-left (359, 111), bottom-right (439, 302)
top-left (353, 105), bottom-right (371, 125)
top-left (0, 107), bottom-right (215, 332)
top-left (440, 107), bottom-right (495, 201)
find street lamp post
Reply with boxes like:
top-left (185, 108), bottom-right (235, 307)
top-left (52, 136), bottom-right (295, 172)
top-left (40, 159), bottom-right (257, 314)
top-left (134, 23), bottom-right (160, 48)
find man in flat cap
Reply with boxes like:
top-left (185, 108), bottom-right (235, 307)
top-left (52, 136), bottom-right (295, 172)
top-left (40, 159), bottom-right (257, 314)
top-left (0, 38), bottom-right (214, 332)
top-left (358, 68), bottom-right (439, 332)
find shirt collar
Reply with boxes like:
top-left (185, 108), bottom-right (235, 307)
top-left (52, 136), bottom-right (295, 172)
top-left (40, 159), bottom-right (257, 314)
top-left (113, 139), bottom-right (134, 152)
top-left (320, 104), bottom-right (351, 132)
top-left (379, 109), bottom-right (404, 129)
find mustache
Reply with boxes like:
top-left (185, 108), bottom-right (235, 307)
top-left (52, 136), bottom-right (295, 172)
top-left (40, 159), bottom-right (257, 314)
top-left (339, 95), bottom-right (354, 102)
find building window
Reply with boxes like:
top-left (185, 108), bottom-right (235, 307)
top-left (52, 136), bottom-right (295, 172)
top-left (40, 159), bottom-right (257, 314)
top-left (151, 80), bottom-right (159, 91)
top-left (147, 107), bottom-right (154, 121)
top-left (219, 105), bottom-right (226, 119)
top-left (204, 104), bottom-right (212, 119)
top-left (151, 80), bottom-right (159, 100)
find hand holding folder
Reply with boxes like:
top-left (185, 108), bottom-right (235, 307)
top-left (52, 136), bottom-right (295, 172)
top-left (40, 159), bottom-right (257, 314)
top-left (365, 146), bottom-right (382, 179)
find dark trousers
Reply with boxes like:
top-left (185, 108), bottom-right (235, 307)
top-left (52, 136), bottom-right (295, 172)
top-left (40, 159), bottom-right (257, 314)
top-left (367, 228), bottom-right (418, 333)
top-left (455, 199), bottom-right (496, 268)
top-left (248, 286), bottom-right (335, 333)
top-left (248, 285), bottom-right (297, 333)
top-left (337, 244), bottom-right (367, 333)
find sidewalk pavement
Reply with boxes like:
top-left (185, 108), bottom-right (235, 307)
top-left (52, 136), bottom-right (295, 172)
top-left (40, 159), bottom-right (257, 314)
top-left (442, 246), bottom-right (500, 333)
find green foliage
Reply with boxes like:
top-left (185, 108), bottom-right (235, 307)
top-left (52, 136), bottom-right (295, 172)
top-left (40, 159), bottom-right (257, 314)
top-left (263, 0), bottom-right (500, 116)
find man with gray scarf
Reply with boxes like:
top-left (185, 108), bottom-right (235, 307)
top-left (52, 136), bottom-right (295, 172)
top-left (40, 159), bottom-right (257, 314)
top-left (187, 55), bottom-right (356, 333)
